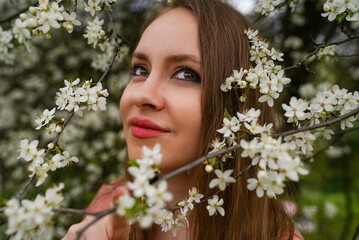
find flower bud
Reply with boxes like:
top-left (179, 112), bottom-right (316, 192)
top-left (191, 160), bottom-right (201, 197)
top-left (19, 13), bottom-right (28, 20)
top-left (46, 33), bottom-right (52, 39)
top-left (56, 126), bottom-right (62, 133)
top-left (323, 4), bottom-right (330, 12)
top-left (205, 164), bottom-right (213, 173)
top-left (28, 18), bottom-right (38, 28)
top-left (61, 118), bottom-right (65, 122)
top-left (47, 143), bottom-right (55, 149)
top-left (42, 163), bottom-right (50, 171)
top-left (32, 29), bottom-right (43, 36)
top-left (29, 6), bottom-right (37, 15)
top-left (66, 24), bottom-right (73, 33)
top-left (41, 4), bottom-right (48, 11)
top-left (100, 30), bottom-right (106, 38)
top-left (239, 95), bottom-right (247, 102)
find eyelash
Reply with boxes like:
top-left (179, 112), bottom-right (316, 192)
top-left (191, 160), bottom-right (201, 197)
top-left (130, 64), bottom-right (201, 84)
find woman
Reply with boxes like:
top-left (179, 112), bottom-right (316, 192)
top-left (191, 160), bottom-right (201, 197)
top-left (64, 0), bottom-right (302, 239)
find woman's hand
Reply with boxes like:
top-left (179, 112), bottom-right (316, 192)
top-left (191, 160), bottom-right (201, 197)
top-left (62, 184), bottom-right (131, 240)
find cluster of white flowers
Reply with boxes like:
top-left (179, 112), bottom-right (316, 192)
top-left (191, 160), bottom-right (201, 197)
top-left (18, 139), bottom-right (78, 186)
top-left (14, 0), bottom-right (81, 40)
top-left (0, 0), bottom-right (81, 64)
top-left (116, 144), bottom-right (174, 229)
top-left (220, 29), bottom-right (290, 107)
top-left (83, 17), bottom-right (105, 48)
top-left (84, 0), bottom-right (117, 16)
top-left (35, 107), bottom-right (56, 130)
top-left (255, 0), bottom-right (282, 15)
top-left (282, 85), bottom-right (359, 129)
top-left (309, 45), bottom-right (337, 62)
top-left (158, 187), bottom-right (204, 236)
top-left (55, 78), bottom-right (109, 117)
top-left (243, 135), bottom-right (309, 198)
top-left (322, 0), bottom-right (359, 22)
top-left (212, 107), bottom-right (309, 198)
top-left (4, 183), bottom-right (64, 240)
top-left (0, 26), bottom-right (15, 64)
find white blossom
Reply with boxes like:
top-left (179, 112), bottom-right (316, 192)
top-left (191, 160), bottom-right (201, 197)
top-left (35, 107), bottom-right (56, 130)
top-left (206, 195), bottom-right (225, 216)
top-left (217, 117), bottom-right (240, 138)
top-left (209, 169), bottom-right (236, 191)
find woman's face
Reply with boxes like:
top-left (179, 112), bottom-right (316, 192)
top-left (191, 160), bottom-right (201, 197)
top-left (120, 8), bottom-right (202, 173)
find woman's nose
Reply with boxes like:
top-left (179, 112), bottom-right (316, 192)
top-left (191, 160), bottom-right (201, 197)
top-left (131, 74), bottom-right (165, 111)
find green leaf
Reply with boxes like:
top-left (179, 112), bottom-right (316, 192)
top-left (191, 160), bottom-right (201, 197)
top-left (0, 197), bottom-right (7, 208)
top-left (55, 147), bottom-right (62, 155)
top-left (336, 13), bottom-right (346, 23)
top-left (224, 108), bottom-right (232, 120)
top-left (128, 158), bottom-right (139, 167)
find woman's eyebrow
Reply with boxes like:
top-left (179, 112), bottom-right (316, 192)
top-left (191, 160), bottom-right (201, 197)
top-left (165, 54), bottom-right (201, 65)
top-left (132, 52), bottom-right (200, 65)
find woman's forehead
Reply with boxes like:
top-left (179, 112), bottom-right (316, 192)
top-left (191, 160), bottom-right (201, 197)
top-left (134, 8), bottom-right (200, 61)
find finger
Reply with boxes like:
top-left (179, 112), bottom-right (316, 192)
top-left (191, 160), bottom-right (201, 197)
top-left (112, 185), bottom-right (128, 201)
top-left (62, 222), bottom-right (87, 240)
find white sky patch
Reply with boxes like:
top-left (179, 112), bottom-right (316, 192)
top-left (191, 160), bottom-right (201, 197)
top-left (229, 0), bottom-right (256, 15)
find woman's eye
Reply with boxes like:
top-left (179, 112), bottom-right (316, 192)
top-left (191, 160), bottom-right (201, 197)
top-left (174, 68), bottom-right (201, 83)
top-left (131, 65), bottom-right (148, 77)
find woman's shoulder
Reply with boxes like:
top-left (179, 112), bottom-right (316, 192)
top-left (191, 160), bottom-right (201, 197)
top-left (285, 229), bottom-right (304, 240)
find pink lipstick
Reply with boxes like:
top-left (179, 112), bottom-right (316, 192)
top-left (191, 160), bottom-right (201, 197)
top-left (130, 117), bottom-right (169, 139)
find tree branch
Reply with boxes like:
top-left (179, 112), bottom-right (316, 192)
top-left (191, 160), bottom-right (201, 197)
top-left (306, 127), bottom-right (359, 161)
top-left (18, 112), bottom-right (75, 203)
top-left (271, 107), bottom-right (359, 138)
top-left (53, 207), bottom-right (99, 216)
top-left (155, 107), bottom-right (359, 185)
top-left (98, 10), bottom-right (121, 84)
top-left (253, 0), bottom-right (292, 24)
top-left (352, 224), bottom-right (359, 240)
top-left (17, 9), bottom-right (123, 204)
top-left (52, 108), bottom-right (358, 236)
top-left (284, 35), bottom-right (359, 71)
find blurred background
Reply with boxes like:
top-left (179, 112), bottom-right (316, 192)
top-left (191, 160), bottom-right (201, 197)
top-left (0, 0), bottom-right (358, 239)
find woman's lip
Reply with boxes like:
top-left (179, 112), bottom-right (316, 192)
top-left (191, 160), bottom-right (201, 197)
top-left (130, 117), bottom-right (169, 139)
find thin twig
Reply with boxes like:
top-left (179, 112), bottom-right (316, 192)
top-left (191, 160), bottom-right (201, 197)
top-left (271, 107), bottom-right (359, 138)
top-left (352, 224), bottom-right (359, 240)
top-left (75, 208), bottom-right (116, 240)
top-left (284, 35), bottom-right (359, 71)
top-left (18, 112), bottom-right (75, 203)
top-left (17, 9), bottom-right (123, 204)
top-left (339, 22), bottom-right (352, 38)
top-left (53, 207), bottom-right (99, 216)
top-left (306, 127), bottom-right (359, 160)
top-left (74, 0), bottom-right (78, 11)
top-left (98, 10), bottom-right (121, 84)
top-left (170, 164), bottom-right (253, 213)
top-left (253, 0), bottom-right (292, 24)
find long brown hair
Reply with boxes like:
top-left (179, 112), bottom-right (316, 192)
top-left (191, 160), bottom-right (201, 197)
top-left (127, 0), bottom-right (295, 239)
